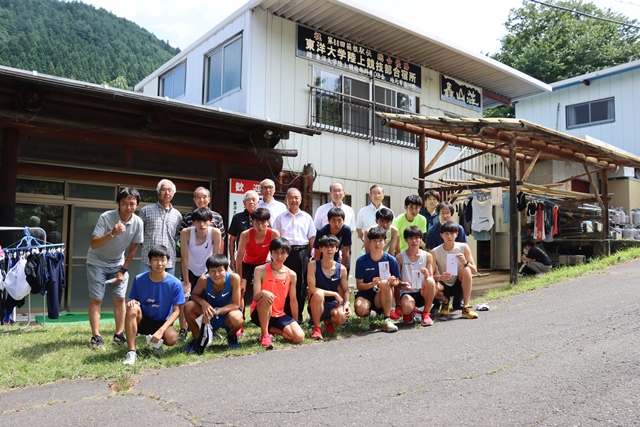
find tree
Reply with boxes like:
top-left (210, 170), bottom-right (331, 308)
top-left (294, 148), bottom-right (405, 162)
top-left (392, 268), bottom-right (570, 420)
top-left (492, 0), bottom-right (640, 84)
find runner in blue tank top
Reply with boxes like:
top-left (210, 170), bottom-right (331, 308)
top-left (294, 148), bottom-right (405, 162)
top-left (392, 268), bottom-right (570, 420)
top-left (184, 254), bottom-right (243, 350)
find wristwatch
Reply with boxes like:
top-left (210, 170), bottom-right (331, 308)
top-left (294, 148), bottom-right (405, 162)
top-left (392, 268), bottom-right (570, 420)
top-left (463, 261), bottom-right (469, 268)
top-left (119, 267), bottom-right (128, 274)
top-left (214, 307), bottom-right (220, 319)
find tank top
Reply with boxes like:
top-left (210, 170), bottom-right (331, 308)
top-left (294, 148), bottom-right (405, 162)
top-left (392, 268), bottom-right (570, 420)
top-left (313, 259), bottom-right (340, 301)
top-left (471, 197), bottom-right (494, 232)
top-left (250, 263), bottom-right (290, 318)
top-left (188, 226), bottom-right (213, 276)
top-left (400, 250), bottom-right (427, 290)
top-left (432, 242), bottom-right (465, 287)
top-left (243, 228), bottom-right (273, 265)
top-left (205, 273), bottom-right (233, 308)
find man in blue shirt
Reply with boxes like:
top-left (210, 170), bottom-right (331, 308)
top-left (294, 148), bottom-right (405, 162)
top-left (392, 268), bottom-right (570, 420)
top-left (122, 245), bottom-right (185, 365)
top-left (313, 207), bottom-right (352, 268)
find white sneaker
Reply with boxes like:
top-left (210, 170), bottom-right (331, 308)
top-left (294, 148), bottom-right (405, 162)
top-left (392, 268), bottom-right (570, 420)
top-left (123, 351), bottom-right (137, 365)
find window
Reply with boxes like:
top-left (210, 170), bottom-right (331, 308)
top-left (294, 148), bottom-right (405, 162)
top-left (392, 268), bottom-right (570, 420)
top-left (310, 67), bottom-right (416, 148)
top-left (205, 35), bottom-right (242, 102)
top-left (566, 97), bottom-right (614, 129)
top-left (160, 62), bottom-right (186, 99)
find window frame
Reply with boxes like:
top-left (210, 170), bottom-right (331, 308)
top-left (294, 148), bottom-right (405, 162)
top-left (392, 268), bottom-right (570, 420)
top-left (204, 33), bottom-right (243, 104)
top-left (566, 97), bottom-right (615, 129)
top-left (159, 61), bottom-right (186, 99)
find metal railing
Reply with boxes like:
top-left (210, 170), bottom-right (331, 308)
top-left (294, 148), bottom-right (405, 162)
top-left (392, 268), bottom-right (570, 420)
top-left (308, 85), bottom-right (418, 149)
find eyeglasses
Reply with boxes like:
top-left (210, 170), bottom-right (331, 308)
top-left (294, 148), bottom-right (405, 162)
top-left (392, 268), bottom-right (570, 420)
top-left (261, 185), bottom-right (274, 189)
top-left (159, 188), bottom-right (174, 193)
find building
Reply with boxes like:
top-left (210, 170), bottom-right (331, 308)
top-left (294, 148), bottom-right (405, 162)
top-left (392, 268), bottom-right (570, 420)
top-left (135, 0), bottom-right (551, 261)
top-left (516, 60), bottom-right (640, 215)
top-left (0, 66), bottom-right (316, 311)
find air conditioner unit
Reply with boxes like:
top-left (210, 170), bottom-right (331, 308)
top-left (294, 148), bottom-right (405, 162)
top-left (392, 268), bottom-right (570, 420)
top-left (609, 166), bottom-right (638, 179)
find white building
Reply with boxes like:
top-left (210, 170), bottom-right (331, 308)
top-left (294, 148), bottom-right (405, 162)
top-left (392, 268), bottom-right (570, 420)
top-left (517, 60), bottom-right (640, 213)
top-left (135, 0), bottom-right (550, 259)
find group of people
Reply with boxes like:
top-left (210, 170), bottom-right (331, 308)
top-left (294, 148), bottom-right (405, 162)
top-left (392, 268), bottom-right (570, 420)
top-left (85, 178), bottom-right (484, 366)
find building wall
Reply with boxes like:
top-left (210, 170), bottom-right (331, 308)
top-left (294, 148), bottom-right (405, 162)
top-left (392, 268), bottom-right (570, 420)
top-left (516, 67), bottom-right (640, 157)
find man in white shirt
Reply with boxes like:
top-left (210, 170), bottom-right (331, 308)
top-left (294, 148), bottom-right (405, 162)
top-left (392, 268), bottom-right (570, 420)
top-left (356, 184), bottom-right (393, 242)
top-left (314, 182), bottom-right (356, 230)
top-left (258, 179), bottom-right (287, 226)
top-left (273, 188), bottom-right (316, 322)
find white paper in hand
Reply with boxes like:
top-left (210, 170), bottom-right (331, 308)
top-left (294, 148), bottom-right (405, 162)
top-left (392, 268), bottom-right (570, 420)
top-left (146, 335), bottom-right (164, 349)
top-left (378, 261), bottom-right (391, 280)
top-left (446, 254), bottom-right (458, 276)
top-left (411, 269), bottom-right (423, 289)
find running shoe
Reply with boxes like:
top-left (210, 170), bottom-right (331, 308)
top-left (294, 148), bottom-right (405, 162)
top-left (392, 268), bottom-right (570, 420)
top-left (112, 332), bottom-right (126, 346)
top-left (227, 333), bottom-right (239, 349)
top-left (260, 334), bottom-right (274, 350)
top-left (178, 328), bottom-right (188, 342)
top-left (421, 312), bottom-right (433, 326)
top-left (403, 313), bottom-right (413, 323)
top-left (381, 317), bottom-right (398, 333)
top-left (462, 306), bottom-right (478, 319)
top-left (311, 326), bottom-right (323, 340)
top-left (90, 335), bottom-right (106, 351)
top-left (236, 327), bottom-right (244, 338)
top-left (122, 350), bottom-right (137, 366)
top-left (389, 306), bottom-right (401, 320)
top-left (324, 320), bottom-right (336, 334)
top-left (152, 345), bottom-right (164, 357)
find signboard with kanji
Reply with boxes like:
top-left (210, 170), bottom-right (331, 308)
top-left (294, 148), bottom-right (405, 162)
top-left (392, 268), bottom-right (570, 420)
top-left (440, 74), bottom-right (482, 112)
top-left (297, 25), bottom-right (421, 91)
top-left (228, 178), bottom-right (262, 227)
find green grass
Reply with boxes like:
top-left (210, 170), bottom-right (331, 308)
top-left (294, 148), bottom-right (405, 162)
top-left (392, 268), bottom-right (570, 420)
top-left (1, 246), bottom-right (639, 392)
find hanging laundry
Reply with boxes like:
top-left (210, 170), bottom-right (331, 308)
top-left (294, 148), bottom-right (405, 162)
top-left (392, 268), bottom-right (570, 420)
top-left (471, 197), bottom-right (494, 232)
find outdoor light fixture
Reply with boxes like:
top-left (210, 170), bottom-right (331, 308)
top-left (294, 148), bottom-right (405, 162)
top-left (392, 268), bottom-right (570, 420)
top-left (580, 79), bottom-right (591, 86)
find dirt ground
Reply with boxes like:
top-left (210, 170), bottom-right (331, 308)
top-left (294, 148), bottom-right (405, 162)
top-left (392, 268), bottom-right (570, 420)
top-left (471, 269), bottom-right (512, 299)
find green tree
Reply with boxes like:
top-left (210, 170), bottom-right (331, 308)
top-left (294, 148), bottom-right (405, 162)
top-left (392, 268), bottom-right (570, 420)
top-left (492, 0), bottom-right (640, 84)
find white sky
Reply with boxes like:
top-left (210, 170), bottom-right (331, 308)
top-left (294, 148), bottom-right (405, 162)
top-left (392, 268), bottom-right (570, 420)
top-left (77, 0), bottom-right (640, 54)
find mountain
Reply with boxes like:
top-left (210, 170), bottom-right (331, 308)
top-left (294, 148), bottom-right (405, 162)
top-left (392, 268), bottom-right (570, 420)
top-left (0, 0), bottom-right (180, 88)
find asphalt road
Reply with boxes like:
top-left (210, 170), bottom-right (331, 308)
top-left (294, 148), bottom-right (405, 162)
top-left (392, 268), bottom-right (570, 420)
top-left (2, 260), bottom-right (640, 426)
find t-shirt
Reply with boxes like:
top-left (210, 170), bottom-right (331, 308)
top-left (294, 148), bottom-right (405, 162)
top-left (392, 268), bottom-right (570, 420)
top-left (355, 252), bottom-right (400, 298)
top-left (228, 210), bottom-right (252, 238)
top-left (393, 213), bottom-right (427, 252)
top-left (425, 222), bottom-right (467, 250)
top-left (129, 272), bottom-right (185, 321)
top-left (87, 209), bottom-right (143, 267)
top-left (313, 224), bottom-right (352, 262)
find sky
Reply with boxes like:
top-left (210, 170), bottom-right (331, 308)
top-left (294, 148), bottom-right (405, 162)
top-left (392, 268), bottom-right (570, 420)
top-left (76, 0), bottom-right (640, 54)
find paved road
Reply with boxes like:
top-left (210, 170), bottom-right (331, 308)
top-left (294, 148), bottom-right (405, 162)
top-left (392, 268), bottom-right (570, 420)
top-left (2, 260), bottom-right (640, 426)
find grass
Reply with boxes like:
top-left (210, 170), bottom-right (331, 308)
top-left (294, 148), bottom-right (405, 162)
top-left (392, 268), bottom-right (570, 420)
top-left (1, 246), bottom-right (639, 392)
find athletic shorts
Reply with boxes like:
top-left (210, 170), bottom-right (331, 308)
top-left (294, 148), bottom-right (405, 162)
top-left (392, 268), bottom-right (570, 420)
top-left (86, 263), bottom-right (128, 300)
top-left (440, 279), bottom-right (462, 299)
top-left (355, 289), bottom-right (382, 311)
top-left (399, 289), bottom-right (425, 307)
top-left (250, 309), bottom-right (296, 331)
top-left (209, 314), bottom-right (229, 332)
top-left (320, 299), bottom-right (340, 321)
top-left (137, 314), bottom-right (167, 335)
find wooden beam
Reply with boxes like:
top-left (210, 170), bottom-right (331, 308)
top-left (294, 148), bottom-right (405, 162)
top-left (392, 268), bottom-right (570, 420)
top-left (600, 170), bottom-right (610, 250)
top-left (521, 150), bottom-right (541, 182)
top-left (421, 142), bottom-right (510, 178)
top-left (509, 142), bottom-right (519, 285)
top-left (419, 133), bottom-right (426, 197)
top-left (583, 164), bottom-right (605, 213)
top-left (423, 141), bottom-right (449, 175)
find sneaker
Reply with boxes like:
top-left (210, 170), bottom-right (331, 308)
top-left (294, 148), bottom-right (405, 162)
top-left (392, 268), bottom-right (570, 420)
top-left (122, 350), bottom-right (137, 365)
top-left (178, 328), bottom-right (188, 342)
top-left (112, 332), bottom-right (126, 346)
top-left (402, 313), bottom-right (413, 323)
top-left (421, 312), bottom-right (434, 326)
top-left (439, 301), bottom-right (451, 317)
top-left (227, 333), bottom-right (239, 349)
top-left (236, 327), bottom-right (244, 338)
top-left (260, 334), bottom-right (274, 350)
top-left (381, 317), bottom-right (398, 333)
top-left (90, 335), bottom-right (106, 351)
top-left (389, 306), bottom-right (401, 320)
top-left (152, 345), bottom-right (164, 357)
top-left (311, 326), bottom-right (323, 340)
top-left (183, 339), bottom-right (195, 354)
top-left (369, 310), bottom-right (378, 318)
top-left (324, 320), bottom-right (336, 334)
top-left (360, 316), bottom-right (370, 331)
top-left (462, 306), bottom-right (479, 319)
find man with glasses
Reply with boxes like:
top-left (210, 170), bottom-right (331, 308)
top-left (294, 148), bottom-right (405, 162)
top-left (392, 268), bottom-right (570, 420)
top-left (228, 190), bottom-right (259, 270)
top-left (258, 179), bottom-right (287, 226)
top-left (356, 184), bottom-right (393, 244)
top-left (139, 179), bottom-right (182, 276)
top-left (177, 187), bottom-right (225, 254)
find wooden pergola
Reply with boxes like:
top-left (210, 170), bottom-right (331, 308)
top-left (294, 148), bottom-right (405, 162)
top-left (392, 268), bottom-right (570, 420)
top-left (379, 114), bottom-right (640, 283)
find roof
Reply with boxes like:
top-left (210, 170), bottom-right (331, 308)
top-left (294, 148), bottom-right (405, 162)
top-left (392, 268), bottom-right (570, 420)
top-left (378, 114), bottom-right (640, 170)
top-left (136, 0), bottom-right (551, 108)
top-left (551, 59), bottom-right (640, 91)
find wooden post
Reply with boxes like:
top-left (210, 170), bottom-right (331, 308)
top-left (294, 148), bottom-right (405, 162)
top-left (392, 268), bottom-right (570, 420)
top-left (509, 141), bottom-right (519, 284)
top-left (0, 127), bottom-right (19, 245)
top-left (600, 169), bottom-right (610, 255)
top-left (302, 163), bottom-right (315, 214)
top-left (419, 133), bottom-right (426, 197)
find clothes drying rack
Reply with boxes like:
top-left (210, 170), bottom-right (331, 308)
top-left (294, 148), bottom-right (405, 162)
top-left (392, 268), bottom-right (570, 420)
top-left (0, 226), bottom-right (64, 332)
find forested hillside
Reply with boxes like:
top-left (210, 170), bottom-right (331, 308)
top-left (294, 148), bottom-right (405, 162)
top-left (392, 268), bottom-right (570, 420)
top-left (0, 0), bottom-right (180, 88)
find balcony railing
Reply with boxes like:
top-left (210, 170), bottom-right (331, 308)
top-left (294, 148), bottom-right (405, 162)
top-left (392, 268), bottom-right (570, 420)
top-left (308, 85), bottom-right (417, 149)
